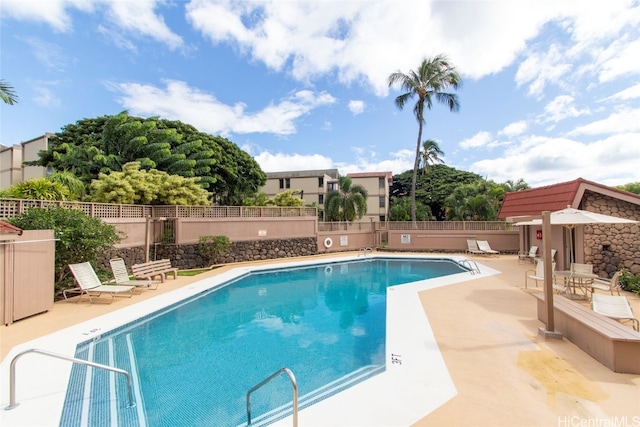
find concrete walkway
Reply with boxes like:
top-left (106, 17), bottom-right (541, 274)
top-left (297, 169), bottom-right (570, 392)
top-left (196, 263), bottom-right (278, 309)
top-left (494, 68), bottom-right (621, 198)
top-left (1, 254), bottom-right (639, 426)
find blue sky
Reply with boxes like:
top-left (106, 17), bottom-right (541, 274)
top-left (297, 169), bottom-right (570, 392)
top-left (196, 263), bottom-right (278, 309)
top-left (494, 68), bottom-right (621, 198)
top-left (1, 0), bottom-right (639, 188)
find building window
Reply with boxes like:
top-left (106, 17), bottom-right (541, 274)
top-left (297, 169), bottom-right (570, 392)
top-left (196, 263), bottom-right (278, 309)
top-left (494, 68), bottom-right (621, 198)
top-left (318, 177), bottom-right (324, 187)
top-left (285, 178), bottom-right (291, 189)
top-left (379, 177), bottom-right (385, 189)
top-left (318, 194), bottom-right (324, 204)
top-left (379, 196), bottom-right (385, 208)
top-left (279, 178), bottom-right (284, 189)
top-left (379, 215), bottom-right (386, 222)
top-left (328, 182), bottom-right (337, 191)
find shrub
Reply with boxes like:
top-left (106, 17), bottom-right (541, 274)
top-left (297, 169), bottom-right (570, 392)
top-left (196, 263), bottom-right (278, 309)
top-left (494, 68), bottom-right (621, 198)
top-left (198, 235), bottom-right (231, 266)
top-left (8, 207), bottom-right (124, 296)
top-left (618, 269), bottom-right (640, 295)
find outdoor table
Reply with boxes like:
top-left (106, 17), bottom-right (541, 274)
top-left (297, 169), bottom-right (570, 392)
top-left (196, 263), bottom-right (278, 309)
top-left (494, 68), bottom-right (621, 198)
top-left (554, 270), bottom-right (598, 299)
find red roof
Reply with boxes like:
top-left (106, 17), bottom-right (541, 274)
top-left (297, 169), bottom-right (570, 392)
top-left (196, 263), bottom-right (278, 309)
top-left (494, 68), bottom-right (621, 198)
top-left (0, 220), bottom-right (23, 235)
top-left (498, 178), bottom-right (640, 219)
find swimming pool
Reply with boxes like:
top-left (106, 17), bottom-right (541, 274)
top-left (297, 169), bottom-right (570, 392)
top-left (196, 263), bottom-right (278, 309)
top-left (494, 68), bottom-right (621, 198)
top-left (1, 254), bottom-right (498, 426)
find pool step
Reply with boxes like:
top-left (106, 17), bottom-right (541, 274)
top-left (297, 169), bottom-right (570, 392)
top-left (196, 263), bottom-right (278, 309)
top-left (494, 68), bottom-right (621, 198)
top-left (58, 334), bottom-right (145, 427)
top-left (244, 364), bottom-right (385, 427)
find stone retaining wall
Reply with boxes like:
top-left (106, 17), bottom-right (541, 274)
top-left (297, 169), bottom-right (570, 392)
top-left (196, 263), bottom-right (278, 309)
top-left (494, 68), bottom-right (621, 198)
top-left (583, 191), bottom-right (640, 275)
top-left (99, 237), bottom-right (318, 271)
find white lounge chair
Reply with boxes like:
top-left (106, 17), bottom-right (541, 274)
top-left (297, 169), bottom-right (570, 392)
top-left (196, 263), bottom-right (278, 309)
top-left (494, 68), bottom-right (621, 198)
top-left (65, 262), bottom-right (135, 303)
top-left (590, 271), bottom-right (622, 296)
top-left (110, 258), bottom-right (160, 290)
top-left (518, 246), bottom-right (538, 263)
top-left (466, 239), bottom-right (484, 255)
top-left (477, 240), bottom-right (499, 256)
top-left (591, 293), bottom-right (639, 331)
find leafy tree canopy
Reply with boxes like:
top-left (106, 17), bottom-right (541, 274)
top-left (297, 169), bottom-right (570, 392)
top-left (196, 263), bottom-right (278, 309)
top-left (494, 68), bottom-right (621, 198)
top-left (89, 162), bottom-right (210, 205)
top-left (27, 111), bottom-right (266, 205)
top-left (324, 176), bottom-right (368, 222)
top-left (390, 164), bottom-right (482, 220)
top-left (388, 196), bottom-right (432, 221)
top-left (616, 182), bottom-right (640, 194)
top-left (8, 207), bottom-right (123, 295)
top-left (0, 177), bottom-right (69, 200)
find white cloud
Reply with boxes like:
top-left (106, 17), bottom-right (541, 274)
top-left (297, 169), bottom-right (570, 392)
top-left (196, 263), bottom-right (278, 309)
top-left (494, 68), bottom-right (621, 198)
top-left (106, 0), bottom-right (183, 49)
top-left (499, 121), bottom-right (528, 137)
top-left (568, 107), bottom-right (640, 136)
top-left (348, 100), bottom-right (365, 115)
top-left (33, 84), bottom-right (61, 107)
top-left (0, 0), bottom-right (94, 32)
top-left (254, 152), bottom-right (333, 172)
top-left (603, 83), bottom-right (640, 101)
top-left (459, 131), bottom-right (493, 149)
top-left (540, 95), bottom-right (591, 123)
top-left (114, 80), bottom-right (336, 137)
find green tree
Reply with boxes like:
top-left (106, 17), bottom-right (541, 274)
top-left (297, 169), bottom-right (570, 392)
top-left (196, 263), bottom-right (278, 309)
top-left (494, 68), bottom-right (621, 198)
top-left (47, 170), bottom-right (87, 200)
top-left (8, 207), bottom-right (123, 295)
top-left (89, 161), bottom-right (210, 205)
top-left (324, 176), bottom-right (368, 222)
top-left (198, 235), bottom-right (231, 266)
top-left (267, 190), bottom-right (304, 207)
top-left (0, 79), bottom-right (18, 105)
top-left (616, 182), bottom-right (640, 194)
top-left (27, 112), bottom-right (266, 204)
top-left (1, 178), bottom-right (69, 200)
top-left (419, 139), bottom-right (445, 174)
top-left (444, 181), bottom-right (503, 221)
top-left (501, 178), bottom-right (529, 192)
top-left (391, 164), bottom-right (481, 220)
top-left (388, 196), bottom-right (432, 221)
top-left (388, 55), bottom-right (461, 224)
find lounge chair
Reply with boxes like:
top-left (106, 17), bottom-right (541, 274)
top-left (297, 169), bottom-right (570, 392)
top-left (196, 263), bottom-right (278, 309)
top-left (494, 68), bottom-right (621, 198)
top-left (466, 239), bottom-right (484, 255)
top-left (518, 246), bottom-right (538, 263)
top-left (110, 258), bottom-right (160, 290)
top-left (65, 262), bottom-right (135, 303)
top-left (591, 293), bottom-right (639, 331)
top-left (525, 259), bottom-right (556, 289)
top-left (590, 271), bottom-right (622, 296)
top-left (476, 240), bottom-right (499, 256)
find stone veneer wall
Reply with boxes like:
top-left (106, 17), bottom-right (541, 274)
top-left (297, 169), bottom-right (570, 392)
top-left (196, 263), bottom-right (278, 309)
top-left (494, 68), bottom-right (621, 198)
top-left (582, 191), bottom-right (640, 276)
top-left (99, 237), bottom-right (318, 271)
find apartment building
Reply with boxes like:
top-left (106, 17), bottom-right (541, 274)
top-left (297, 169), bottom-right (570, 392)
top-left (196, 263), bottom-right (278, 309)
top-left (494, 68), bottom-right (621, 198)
top-left (262, 169), bottom-right (392, 222)
top-left (0, 133), bottom-right (52, 190)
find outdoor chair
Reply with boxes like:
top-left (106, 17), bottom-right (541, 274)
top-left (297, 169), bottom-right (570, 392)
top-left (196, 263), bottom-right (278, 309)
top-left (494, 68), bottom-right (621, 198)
top-left (110, 258), bottom-right (160, 290)
top-left (65, 262), bottom-right (135, 303)
top-left (518, 246), bottom-right (538, 263)
top-left (525, 259), bottom-right (556, 289)
top-left (591, 293), bottom-right (639, 331)
top-left (477, 240), bottom-right (499, 256)
top-left (590, 271), bottom-right (622, 296)
top-left (466, 239), bottom-right (484, 255)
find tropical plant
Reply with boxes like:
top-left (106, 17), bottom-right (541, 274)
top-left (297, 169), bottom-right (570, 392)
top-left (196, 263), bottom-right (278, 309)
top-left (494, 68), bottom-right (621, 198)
top-left (444, 181), bottom-right (502, 221)
top-left (388, 196), bottom-right (432, 221)
top-left (1, 178), bottom-right (69, 200)
top-left (616, 182), bottom-right (640, 195)
top-left (324, 176), bottom-right (368, 222)
top-left (89, 161), bottom-right (210, 205)
top-left (0, 79), bottom-right (18, 105)
top-left (619, 269), bottom-right (640, 295)
top-left (8, 207), bottom-right (123, 295)
top-left (198, 235), bottom-right (231, 266)
top-left (501, 178), bottom-right (529, 192)
top-left (266, 190), bottom-right (304, 207)
top-left (388, 54), bottom-right (462, 224)
top-left (419, 139), bottom-right (445, 174)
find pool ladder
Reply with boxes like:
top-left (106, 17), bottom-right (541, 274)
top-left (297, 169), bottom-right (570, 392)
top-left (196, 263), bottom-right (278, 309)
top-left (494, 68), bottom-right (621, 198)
top-left (458, 259), bottom-right (481, 275)
top-left (358, 247), bottom-right (373, 257)
top-left (246, 367), bottom-right (298, 426)
top-left (4, 348), bottom-right (135, 411)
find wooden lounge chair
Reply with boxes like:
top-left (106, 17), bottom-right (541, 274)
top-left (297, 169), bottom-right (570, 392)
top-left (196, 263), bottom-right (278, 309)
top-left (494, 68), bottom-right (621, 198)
top-left (65, 262), bottom-right (135, 303)
top-left (518, 246), bottom-right (538, 263)
top-left (591, 293), bottom-right (639, 331)
top-left (590, 271), bottom-right (622, 296)
top-left (477, 240), bottom-right (499, 256)
top-left (110, 258), bottom-right (160, 290)
top-left (466, 239), bottom-right (484, 255)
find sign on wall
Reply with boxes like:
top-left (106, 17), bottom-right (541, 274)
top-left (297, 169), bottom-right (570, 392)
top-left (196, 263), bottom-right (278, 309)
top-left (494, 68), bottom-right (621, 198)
top-left (401, 234), bottom-right (411, 244)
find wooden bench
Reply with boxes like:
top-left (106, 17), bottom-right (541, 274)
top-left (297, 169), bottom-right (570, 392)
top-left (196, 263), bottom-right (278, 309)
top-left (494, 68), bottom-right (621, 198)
top-left (131, 259), bottom-right (178, 282)
top-left (535, 293), bottom-right (640, 374)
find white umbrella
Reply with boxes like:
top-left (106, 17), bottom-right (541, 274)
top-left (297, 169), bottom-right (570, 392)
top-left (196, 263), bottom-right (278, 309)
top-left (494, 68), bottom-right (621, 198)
top-left (515, 206), bottom-right (638, 264)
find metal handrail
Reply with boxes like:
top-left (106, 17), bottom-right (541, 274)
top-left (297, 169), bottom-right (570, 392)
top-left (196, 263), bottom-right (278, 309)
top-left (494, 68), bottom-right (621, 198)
top-left (358, 247), bottom-right (373, 257)
top-left (459, 259), bottom-right (481, 275)
top-left (246, 367), bottom-right (298, 426)
top-left (4, 348), bottom-right (135, 410)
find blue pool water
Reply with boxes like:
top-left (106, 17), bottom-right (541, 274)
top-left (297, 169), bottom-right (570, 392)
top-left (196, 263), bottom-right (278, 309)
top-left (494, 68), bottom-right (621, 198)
top-left (59, 257), bottom-right (467, 426)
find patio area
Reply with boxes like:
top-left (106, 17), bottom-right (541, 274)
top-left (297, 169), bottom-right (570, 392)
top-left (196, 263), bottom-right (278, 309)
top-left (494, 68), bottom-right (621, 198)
top-left (1, 254), bottom-right (639, 426)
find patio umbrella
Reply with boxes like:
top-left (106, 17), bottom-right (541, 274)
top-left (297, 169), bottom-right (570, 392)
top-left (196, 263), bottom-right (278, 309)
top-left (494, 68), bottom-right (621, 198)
top-left (515, 206), bottom-right (638, 264)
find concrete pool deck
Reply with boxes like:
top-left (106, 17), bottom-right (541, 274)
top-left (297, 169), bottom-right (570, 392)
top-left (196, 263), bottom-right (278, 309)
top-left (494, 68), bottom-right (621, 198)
top-left (1, 253), bottom-right (639, 426)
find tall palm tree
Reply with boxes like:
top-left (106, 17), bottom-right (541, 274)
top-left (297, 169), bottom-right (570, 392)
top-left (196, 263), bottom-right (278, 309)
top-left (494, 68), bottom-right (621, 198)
top-left (0, 79), bottom-right (19, 105)
top-left (420, 139), bottom-right (445, 174)
top-left (324, 176), bottom-right (368, 222)
top-left (388, 54), bottom-right (461, 224)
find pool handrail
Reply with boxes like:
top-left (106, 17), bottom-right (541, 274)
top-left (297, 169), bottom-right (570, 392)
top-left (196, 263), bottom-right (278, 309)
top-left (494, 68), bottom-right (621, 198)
top-left (4, 348), bottom-right (136, 410)
top-left (246, 367), bottom-right (298, 426)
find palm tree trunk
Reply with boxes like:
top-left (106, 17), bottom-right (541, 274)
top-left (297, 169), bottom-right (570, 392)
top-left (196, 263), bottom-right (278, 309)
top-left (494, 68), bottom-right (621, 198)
top-left (411, 120), bottom-right (423, 228)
